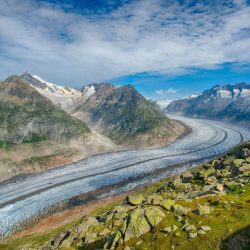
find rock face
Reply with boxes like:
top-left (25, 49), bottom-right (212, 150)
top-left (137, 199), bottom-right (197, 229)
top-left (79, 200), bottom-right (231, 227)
top-left (0, 76), bottom-right (90, 144)
top-left (124, 208), bottom-right (151, 242)
top-left (165, 82), bottom-right (250, 127)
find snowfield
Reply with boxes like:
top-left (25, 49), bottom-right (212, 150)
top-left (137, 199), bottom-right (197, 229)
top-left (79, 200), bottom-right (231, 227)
top-left (0, 115), bottom-right (249, 238)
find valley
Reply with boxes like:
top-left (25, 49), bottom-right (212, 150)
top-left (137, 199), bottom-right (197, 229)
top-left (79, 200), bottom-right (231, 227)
top-left (0, 114), bottom-right (249, 239)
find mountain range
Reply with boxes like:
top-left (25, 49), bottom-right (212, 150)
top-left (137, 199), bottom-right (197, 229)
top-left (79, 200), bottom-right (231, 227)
top-left (165, 83), bottom-right (250, 126)
top-left (21, 72), bottom-right (185, 147)
top-left (0, 73), bottom-right (185, 181)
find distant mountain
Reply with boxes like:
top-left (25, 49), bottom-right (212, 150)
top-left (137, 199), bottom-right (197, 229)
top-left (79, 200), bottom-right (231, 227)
top-left (165, 83), bottom-right (250, 125)
top-left (0, 75), bottom-right (90, 144)
top-left (72, 83), bottom-right (184, 147)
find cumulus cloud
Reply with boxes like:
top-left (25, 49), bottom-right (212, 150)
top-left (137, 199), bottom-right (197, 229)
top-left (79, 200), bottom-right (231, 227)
top-left (155, 88), bottom-right (180, 95)
top-left (0, 0), bottom-right (250, 86)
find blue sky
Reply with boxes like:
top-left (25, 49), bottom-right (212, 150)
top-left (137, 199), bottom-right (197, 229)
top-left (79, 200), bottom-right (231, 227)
top-left (0, 0), bottom-right (250, 101)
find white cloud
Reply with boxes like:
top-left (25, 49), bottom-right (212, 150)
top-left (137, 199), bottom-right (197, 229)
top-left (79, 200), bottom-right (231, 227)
top-left (0, 0), bottom-right (250, 86)
top-left (155, 89), bottom-right (164, 95)
top-left (155, 88), bottom-right (180, 95)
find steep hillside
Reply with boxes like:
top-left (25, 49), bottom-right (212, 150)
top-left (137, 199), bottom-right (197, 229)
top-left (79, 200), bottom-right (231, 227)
top-left (166, 83), bottom-right (250, 126)
top-left (0, 75), bottom-right (90, 144)
top-left (0, 76), bottom-right (115, 181)
top-left (20, 73), bottom-right (186, 147)
top-left (72, 83), bottom-right (185, 147)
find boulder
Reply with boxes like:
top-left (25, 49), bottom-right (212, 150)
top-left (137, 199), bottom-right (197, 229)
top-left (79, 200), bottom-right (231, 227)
top-left (197, 229), bottom-right (206, 235)
top-left (230, 159), bottom-right (246, 171)
top-left (77, 216), bottom-right (99, 237)
top-left (84, 232), bottom-right (97, 244)
top-left (194, 204), bottom-right (211, 215)
top-left (160, 199), bottom-right (175, 211)
top-left (241, 148), bottom-right (250, 157)
top-left (144, 206), bottom-right (165, 227)
top-left (124, 208), bottom-right (151, 242)
top-left (184, 225), bottom-right (196, 231)
top-left (181, 172), bottom-right (193, 183)
top-left (188, 231), bottom-right (197, 238)
top-left (126, 194), bottom-right (144, 206)
top-left (98, 228), bottom-right (111, 237)
top-left (162, 227), bottom-right (172, 233)
top-left (147, 193), bottom-right (163, 205)
top-left (215, 184), bottom-right (224, 192)
top-left (50, 231), bottom-right (70, 248)
top-left (109, 231), bottom-right (122, 249)
top-left (239, 164), bottom-right (250, 175)
top-left (172, 204), bottom-right (191, 215)
top-left (200, 225), bottom-right (211, 231)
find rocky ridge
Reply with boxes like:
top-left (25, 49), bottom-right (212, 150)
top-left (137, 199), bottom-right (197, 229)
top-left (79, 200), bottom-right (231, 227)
top-left (165, 82), bottom-right (250, 127)
top-left (41, 141), bottom-right (250, 250)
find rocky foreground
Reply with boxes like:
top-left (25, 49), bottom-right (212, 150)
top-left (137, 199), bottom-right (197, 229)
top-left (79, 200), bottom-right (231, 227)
top-left (1, 142), bottom-right (250, 250)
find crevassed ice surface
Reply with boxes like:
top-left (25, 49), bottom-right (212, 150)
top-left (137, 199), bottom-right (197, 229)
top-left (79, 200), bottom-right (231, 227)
top-left (0, 115), bottom-right (249, 238)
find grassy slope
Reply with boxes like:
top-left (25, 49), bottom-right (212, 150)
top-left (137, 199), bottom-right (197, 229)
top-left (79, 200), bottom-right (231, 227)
top-left (80, 84), bottom-right (174, 145)
top-left (1, 142), bottom-right (250, 250)
top-left (0, 76), bottom-right (90, 144)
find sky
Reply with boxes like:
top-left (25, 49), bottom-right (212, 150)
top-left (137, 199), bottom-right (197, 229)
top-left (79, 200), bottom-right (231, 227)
top-left (0, 0), bottom-right (250, 101)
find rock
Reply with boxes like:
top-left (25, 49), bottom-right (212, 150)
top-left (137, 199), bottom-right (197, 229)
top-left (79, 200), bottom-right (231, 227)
top-left (239, 164), bottom-right (250, 175)
top-left (181, 172), bottom-right (193, 183)
top-left (168, 175), bottom-right (181, 188)
top-left (246, 157), bottom-right (250, 163)
top-left (188, 231), bottom-right (197, 238)
top-left (84, 232), bottom-right (97, 244)
top-left (215, 184), bottom-right (224, 192)
top-left (162, 227), bottom-right (172, 233)
top-left (241, 148), bottom-right (250, 157)
top-left (194, 204), bottom-right (211, 215)
top-left (124, 247), bottom-right (131, 250)
top-left (174, 215), bottom-right (182, 222)
top-left (50, 231), bottom-right (70, 248)
top-left (200, 225), bottom-right (211, 231)
top-left (136, 240), bottom-right (143, 245)
top-left (230, 159), bottom-right (246, 171)
top-left (77, 216), bottom-right (99, 237)
top-left (147, 193), bottom-right (163, 205)
top-left (211, 160), bottom-right (221, 169)
top-left (110, 231), bottom-right (122, 249)
top-left (172, 225), bottom-right (178, 231)
top-left (206, 176), bottom-right (217, 185)
top-left (174, 231), bottom-right (180, 237)
top-left (181, 219), bottom-right (188, 225)
top-left (144, 206), bottom-right (165, 227)
top-left (126, 194), bottom-right (144, 205)
top-left (172, 204), bottom-right (191, 215)
top-left (98, 228), bottom-right (111, 237)
top-left (160, 199), bottom-right (175, 211)
top-left (124, 208), bottom-right (151, 242)
top-left (197, 229), bottom-right (206, 235)
top-left (113, 210), bottom-right (128, 221)
top-left (218, 169), bottom-right (231, 178)
top-left (184, 225), bottom-right (196, 231)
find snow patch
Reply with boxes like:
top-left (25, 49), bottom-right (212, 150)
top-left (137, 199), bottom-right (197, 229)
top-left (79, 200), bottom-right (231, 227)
top-left (218, 90), bottom-right (232, 98)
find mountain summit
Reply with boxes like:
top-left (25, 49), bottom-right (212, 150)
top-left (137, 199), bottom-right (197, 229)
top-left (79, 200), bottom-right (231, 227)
top-left (165, 82), bottom-right (250, 126)
top-left (72, 82), bottom-right (185, 147)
